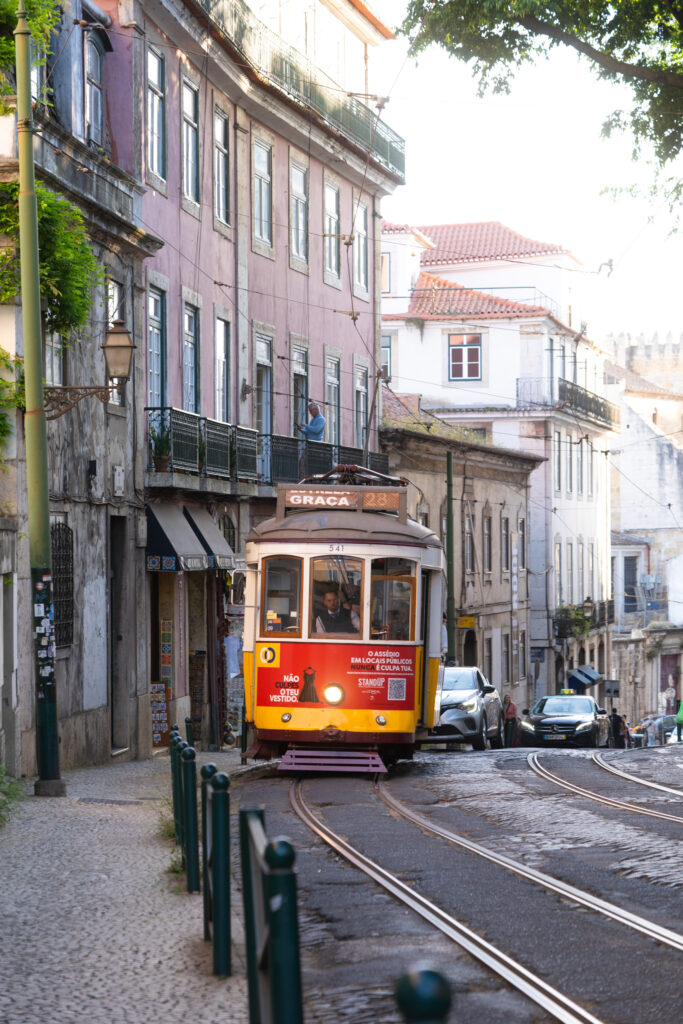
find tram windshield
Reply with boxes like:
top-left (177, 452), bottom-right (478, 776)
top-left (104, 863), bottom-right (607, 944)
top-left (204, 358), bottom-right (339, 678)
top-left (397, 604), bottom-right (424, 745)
top-left (370, 558), bottom-right (415, 641)
top-left (310, 556), bottom-right (362, 635)
top-left (261, 556), bottom-right (302, 635)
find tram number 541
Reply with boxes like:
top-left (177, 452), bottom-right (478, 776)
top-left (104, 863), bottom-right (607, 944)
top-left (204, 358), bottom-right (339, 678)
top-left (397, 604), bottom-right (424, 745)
top-left (328, 544), bottom-right (345, 552)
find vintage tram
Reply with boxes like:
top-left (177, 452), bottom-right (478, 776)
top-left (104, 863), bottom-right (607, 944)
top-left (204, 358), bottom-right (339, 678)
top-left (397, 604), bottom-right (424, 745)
top-left (242, 467), bottom-right (445, 771)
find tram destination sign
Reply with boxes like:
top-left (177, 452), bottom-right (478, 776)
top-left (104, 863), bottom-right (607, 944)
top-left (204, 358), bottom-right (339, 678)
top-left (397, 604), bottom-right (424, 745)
top-left (284, 487), bottom-right (400, 510)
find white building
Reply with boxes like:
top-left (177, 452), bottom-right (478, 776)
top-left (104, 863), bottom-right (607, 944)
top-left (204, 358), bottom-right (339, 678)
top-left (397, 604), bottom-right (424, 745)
top-left (381, 222), bottom-right (620, 697)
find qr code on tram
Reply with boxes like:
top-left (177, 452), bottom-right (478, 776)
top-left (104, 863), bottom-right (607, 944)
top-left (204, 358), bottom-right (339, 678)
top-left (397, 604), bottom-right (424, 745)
top-left (387, 677), bottom-right (406, 701)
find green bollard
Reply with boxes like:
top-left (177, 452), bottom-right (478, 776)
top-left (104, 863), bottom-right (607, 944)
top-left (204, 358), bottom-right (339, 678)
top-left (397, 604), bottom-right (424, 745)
top-left (240, 806), bottom-right (265, 1023)
top-left (182, 746), bottom-right (200, 893)
top-left (170, 731), bottom-right (182, 845)
top-left (211, 772), bottom-right (231, 976)
top-left (176, 738), bottom-right (189, 858)
top-left (395, 965), bottom-right (452, 1022)
top-left (265, 838), bottom-right (303, 1024)
top-left (185, 715), bottom-right (194, 747)
top-left (201, 762), bottom-right (217, 940)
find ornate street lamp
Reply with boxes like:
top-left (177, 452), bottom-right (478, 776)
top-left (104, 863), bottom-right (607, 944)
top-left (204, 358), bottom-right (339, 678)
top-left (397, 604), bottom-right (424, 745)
top-left (44, 320), bottom-right (135, 418)
top-left (582, 596), bottom-right (595, 621)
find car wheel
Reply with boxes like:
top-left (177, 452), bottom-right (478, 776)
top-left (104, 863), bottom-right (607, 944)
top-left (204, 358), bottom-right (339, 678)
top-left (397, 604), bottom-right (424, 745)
top-left (472, 718), bottom-right (488, 751)
top-left (489, 714), bottom-right (504, 749)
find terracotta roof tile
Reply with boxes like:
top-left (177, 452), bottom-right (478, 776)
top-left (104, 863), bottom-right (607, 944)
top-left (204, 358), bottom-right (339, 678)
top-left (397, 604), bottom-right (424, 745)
top-left (416, 221), bottom-right (567, 267)
top-left (383, 271), bottom-right (550, 321)
top-left (381, 220), bottom-right (435, 248)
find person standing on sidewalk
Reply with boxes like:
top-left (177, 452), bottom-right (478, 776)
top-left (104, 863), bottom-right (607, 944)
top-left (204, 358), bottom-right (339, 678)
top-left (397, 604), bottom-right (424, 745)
top-left (503, 694), bottom-right (518, 747)
top-left (676, 699), bottom-right (683, 742)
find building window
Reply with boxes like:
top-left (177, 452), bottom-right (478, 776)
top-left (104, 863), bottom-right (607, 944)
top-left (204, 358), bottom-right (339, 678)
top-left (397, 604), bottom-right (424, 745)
top-left (30, 39), bottom-right (44, 102)
top-left (484, 636), bottom-right (492, 681)
top-left (214, 109), bottom-right (229, 225)
top-left (520, 630), bottom-right (527, 677)
top-left (567, 541), bottom-right (574, 605)
top-left (449, 334), bottom-right (481, 381)
top-left (501, 516), bottom-right (510, 572)
top-left (290, 162), bottom-right (308, 262)
top-left (554, 430), bottom-right (562, 490)
top-left (624, 555), bottom-right (638, 612)
top-left (254, 140), bottom-right (272, 245)
top-left (147, 288), bottom-right (165, 407)
top-left (85, 36), bottom-right (103, 146)
top-left (219, 514), bottom-right (236, 551)
top-left (502, 633), bottom-right (510, 684)
top-left (578, 542), bottom-right (585, 603)
top-left (354, 201), bottom-right (368, 291)
top-left (324, 182), bottom-right (340, 278)
top-left (566, 434), bottom-right (573, 492)
top-left (519, 517), bottom-right (526, 569)
top-left (381, 252), bottom-right (390, 292)
top-left (354, 365), bottom-right (368, 448)
top-left (589, 542), bottom-right (595, 598)
top-left (182, 81), bottom-right (199, 203)
top-left (483, 516), bottom-right (492, 573)
top-left (292, 345), bottom-right (308, 434)
top-left (555, 541), bottom-right (562, 606)
top-left (381, 335), bottom-right (392, 381)
top-left (215, 317), bottom-right (229, 422)
top-left (326, 356), bottom-right (340, 445)
top-left (107, 280), bottom-right (124, 406)
top-left (51, 521), bottom-right (73, 648)
top-left (465, 515), bottom-right (474, 572)
top-left (147, 47), bottom-right (165, 179)
top-left (45, 332), bottom-right (63, 387)
top-left (183, 304), bottom-right (199, 413)
top-left (577, 438), bottom-right (584, 494)
top-left (587, 442), bottom-right (594, 496)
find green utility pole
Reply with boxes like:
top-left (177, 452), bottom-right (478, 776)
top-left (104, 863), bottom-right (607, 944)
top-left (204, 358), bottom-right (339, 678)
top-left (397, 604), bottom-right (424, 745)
top-left (15, 9), bottom-right (65, 796)
top-left (446, 451), bottom-right (456, 664)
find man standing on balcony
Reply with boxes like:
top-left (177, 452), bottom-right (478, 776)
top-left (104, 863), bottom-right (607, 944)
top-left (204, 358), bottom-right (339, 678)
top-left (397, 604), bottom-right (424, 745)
top-left (298, 402), bottom-right (326, 441)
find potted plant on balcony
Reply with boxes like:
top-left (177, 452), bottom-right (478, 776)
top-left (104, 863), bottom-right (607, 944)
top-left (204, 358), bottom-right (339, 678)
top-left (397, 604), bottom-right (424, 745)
top-left (149, 420), bottom-right (171, 472)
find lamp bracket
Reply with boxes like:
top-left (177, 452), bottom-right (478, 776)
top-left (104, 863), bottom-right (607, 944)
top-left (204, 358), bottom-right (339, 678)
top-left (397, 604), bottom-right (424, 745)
top-left (44, 383), bottom-right (122, 419)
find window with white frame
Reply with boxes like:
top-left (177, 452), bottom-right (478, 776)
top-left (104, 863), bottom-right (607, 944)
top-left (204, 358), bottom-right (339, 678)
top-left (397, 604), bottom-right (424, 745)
top-left (147, 47), bottom-right (165, 180)
top-left (45, 332), bottom-right (64, 387)
top-left (290, 162), bottom-right (308, 263)
top-left (566, 434), bottom-right (573, 492)
top-left (214, 109), bottom-right (229, 225)
top-left (519, 517), bottom-right (526, 569)
top-left (589, 542), bottom-right (595, 598)
top-left (502, 633), bottom-right (510, 684)
top-left (30, 39), bottom-right (44, 102)
top-left (353, 200), bottom-right (368, 291)
top-left (147, 287), bottom-right (165, 407)
top-left (449, 334), bottom-right (482, 381)
top-left (501, 516), bottom-right (510, 572)
top-left (354, 364), bottom-right (368, 448)
top-left (587, 441), bottom-right (594, 496)
top-left (254, 140), bottom-right (272, 245)
top-left (381, 335), bottom-right (392, 381)
top-left (324, 182), bottom-right (340, 279)
top-left (578, 542), bottom-right (585, 602)
top-left (483, 516), bottom-right (492, 573)
top-left (182, 81), bottom-right (199, 203)
top-left (215, 317), bottom-right (229, 422)
top-left (85, 36), bottom-right (103, 146)
top-left (567, 541), bottom-right (574, 604)
top-left (183, 304), bottom-right (199, 413)
top-left (577, 437), bottom-right (584, 494)
top-left (465, 515), bottom-right (474, 572)
top-left (326, 356), bottom-right (340, 445)
top-left (554, 430), bottom-right (562, 490)
top-left (291, 345), bottom-right (308, 434)
top-left (107, 280), bottom-right (124, 406)
top-left (555, 541), bottom-right (562, 606)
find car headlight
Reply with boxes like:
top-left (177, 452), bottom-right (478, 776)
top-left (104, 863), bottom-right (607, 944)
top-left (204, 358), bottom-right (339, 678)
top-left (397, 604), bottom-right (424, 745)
top-left (323, 684), bottom-right (345, 705)
top-left (575, 721), bottom-right (593, 733)
top-left (456, 697), bottom-right (479, 713)
top-left (520, 719), bottom-right (536, 732)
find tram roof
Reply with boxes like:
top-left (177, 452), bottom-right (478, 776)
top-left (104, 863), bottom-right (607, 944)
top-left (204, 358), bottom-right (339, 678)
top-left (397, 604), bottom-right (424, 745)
top-left (247, 508), bottom-right (442, 549)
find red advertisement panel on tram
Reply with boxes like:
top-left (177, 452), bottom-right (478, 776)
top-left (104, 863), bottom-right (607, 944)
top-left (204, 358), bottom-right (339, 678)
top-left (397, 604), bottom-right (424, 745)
top-left (255, 642), bottom-right (416, 710)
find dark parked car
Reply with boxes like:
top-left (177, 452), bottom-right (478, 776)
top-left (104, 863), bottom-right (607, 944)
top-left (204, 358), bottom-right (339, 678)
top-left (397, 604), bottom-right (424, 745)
top-left (518, 694), bottom-right (611, 748)
top-left (435, 667), bottom-right (504, 750)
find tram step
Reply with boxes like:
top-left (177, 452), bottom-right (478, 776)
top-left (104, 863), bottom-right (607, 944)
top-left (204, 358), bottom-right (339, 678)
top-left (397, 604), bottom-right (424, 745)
top-left (278, 748), bottom-right (387, 773)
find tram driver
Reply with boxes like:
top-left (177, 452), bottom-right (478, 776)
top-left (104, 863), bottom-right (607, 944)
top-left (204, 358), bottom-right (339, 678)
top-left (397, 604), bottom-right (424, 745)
top-left (314, 585), bottom-right (360, 634)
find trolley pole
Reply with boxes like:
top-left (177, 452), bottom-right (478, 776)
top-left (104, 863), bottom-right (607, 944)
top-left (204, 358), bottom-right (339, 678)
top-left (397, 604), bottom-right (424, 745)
top-left (446, 451), bottom-right (456, 664)
top-left (15, 10), bottom-right (65, 796)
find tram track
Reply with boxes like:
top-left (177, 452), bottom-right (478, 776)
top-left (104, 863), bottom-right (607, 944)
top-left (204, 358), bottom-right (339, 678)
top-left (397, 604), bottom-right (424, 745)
top-left (527, 752), bottom-right (683, 821)
top-left (291, 778), bottom-right (606, 1024)
top-left (591, 751), bottom-right (683, 797)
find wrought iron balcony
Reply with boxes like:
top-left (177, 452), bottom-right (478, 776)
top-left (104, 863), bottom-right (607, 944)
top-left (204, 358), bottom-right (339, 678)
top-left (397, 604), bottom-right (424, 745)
top-left (145, 408), bottom-right (388, 487)
top-left (199, 0), bottom-right (405, 181)
top-left (516, 377), bottom-right (620, 429)
top-left (553, 599), bottom-right (614, 639)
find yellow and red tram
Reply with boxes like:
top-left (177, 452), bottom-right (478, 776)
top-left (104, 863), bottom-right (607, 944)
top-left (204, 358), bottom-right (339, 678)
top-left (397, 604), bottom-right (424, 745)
top-left (242, 469), bottom-right (445, 771)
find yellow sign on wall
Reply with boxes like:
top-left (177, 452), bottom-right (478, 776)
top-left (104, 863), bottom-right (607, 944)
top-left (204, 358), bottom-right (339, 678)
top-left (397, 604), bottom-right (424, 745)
top-left (457, 616), bottom-right (476, 629)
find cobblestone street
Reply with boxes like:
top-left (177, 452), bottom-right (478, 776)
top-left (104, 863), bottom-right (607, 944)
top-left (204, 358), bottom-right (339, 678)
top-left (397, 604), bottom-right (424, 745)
top-left (0, 752), bottom-right (247, 1024)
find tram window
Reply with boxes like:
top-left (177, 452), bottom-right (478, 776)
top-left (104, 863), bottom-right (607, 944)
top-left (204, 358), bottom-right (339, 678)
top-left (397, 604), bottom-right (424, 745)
top-left (261, 556), bottom-right (302, 635)
top-left (370, 558), bottom-right (415, 641)
top-left (310, 556), bottom-right (362, 635)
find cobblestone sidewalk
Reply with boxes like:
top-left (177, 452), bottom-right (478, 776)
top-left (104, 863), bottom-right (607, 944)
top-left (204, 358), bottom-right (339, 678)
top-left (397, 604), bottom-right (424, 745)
top-left (0, 751), bottom-right (248, 1024)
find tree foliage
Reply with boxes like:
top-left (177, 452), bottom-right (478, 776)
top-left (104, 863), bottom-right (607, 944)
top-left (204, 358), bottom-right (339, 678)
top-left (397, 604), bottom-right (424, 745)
top-left (0, 181), bottom-right (103, 337)
top-left (402, 1), bottom-right (683, 165)
top-left (0, 0), bottom-right (61, 99)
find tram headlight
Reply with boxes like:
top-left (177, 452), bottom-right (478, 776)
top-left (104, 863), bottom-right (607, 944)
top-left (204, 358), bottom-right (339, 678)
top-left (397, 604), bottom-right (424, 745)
top-left (281, 712), bottom-right (292, 722)
top-left (323, 684), bottom-right (345, 705)
top-left (375, 715), bottom-right (387, 726)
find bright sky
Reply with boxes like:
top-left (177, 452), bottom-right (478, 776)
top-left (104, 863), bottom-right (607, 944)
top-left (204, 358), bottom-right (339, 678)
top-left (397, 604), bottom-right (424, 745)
top-left (368, 3), bottom-right (683, 343)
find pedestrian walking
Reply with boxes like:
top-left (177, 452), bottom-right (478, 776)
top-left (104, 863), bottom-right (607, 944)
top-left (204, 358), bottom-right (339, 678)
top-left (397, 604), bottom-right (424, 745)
top-left (676, 699), bottom-right (683, 742)
top-left (643, 714), bottom-right (657, 746)
top-left (609, 708), bottom-right (625, 748)
top-left (503, 694), bottom-right (518, 748)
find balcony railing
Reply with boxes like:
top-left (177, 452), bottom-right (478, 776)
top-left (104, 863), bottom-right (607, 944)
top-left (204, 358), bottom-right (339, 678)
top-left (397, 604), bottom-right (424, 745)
top-left (145, 408), bottom-right (388, 486)
top-left (553, 599), bottom-right (615, 638)
top-left (199, 0), bottom-right (405, 181)
top-left (516, 377), bottom-right (620, 429)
